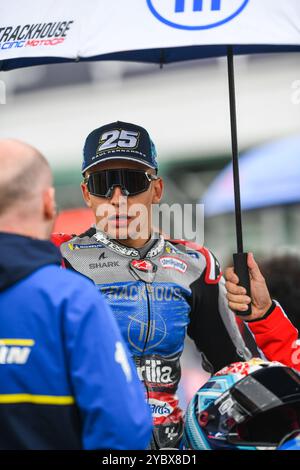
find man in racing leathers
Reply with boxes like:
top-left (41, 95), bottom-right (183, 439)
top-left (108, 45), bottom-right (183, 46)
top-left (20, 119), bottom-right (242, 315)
top-left (52, 121), bottom-right (252, 449)
top-left (225, 252), bottom-right (300, 373)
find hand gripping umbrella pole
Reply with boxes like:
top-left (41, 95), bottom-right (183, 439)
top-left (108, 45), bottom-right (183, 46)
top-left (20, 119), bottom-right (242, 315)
top-left (227, 46), bottom-right (251, 316)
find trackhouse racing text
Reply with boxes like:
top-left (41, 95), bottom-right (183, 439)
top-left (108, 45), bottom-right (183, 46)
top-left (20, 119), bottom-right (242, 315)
top-left (0, 21), bottom-right (74, 49)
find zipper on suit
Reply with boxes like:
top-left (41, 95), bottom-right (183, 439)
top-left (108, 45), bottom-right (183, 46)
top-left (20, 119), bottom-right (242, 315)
top-left (143, 282), bottom-right (152, 352)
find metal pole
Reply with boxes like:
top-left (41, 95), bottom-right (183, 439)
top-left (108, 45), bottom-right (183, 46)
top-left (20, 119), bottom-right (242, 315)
top-left (227, 45), bottom-right (244, 254)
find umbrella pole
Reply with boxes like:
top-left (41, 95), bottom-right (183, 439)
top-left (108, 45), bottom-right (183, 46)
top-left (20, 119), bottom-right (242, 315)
top-left (227, 46), bottom-right (243, 253)
top-left (227, 46), bottom-right (251, 316)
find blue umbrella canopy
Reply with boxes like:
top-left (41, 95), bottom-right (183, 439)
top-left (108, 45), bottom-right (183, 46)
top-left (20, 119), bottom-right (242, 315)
top-left (202, 135), bottom-right (300, 216)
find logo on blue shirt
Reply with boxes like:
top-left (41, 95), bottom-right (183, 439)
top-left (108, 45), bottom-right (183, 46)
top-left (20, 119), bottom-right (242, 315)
top-left (0, 339), bottom-right (34, 365)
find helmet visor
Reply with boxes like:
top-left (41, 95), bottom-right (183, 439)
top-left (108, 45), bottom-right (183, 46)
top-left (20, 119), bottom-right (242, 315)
top-left (232, 402), bottom-right (300, 446)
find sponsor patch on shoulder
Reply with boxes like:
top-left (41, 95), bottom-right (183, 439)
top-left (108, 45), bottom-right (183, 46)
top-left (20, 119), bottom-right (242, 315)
top-left (68, 243), bottom-right (104, 251)
top-left (159, 256), bottom-right (187, 273)
top-left (165, 244), bottom-right (181, 255)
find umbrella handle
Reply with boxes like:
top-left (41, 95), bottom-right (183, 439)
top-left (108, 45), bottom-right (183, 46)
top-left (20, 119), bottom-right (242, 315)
top-left (233, 252), bottom-right (252, 316)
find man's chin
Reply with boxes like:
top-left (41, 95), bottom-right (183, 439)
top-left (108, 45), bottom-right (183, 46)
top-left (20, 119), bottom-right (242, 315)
top-left (114, 228), bottom-right (128, 241)
top-left (102, 227), bottom-right (130, 241)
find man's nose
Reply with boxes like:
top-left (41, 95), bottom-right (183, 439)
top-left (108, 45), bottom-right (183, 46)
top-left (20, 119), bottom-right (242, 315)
top-left (109, 186), bottom-right (127, 205)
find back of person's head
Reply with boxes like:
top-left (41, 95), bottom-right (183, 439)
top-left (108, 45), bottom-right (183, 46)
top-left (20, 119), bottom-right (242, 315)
top-left (260, 253), bottom-right (300, 331)
top-left (0, 139), bottom-right (56, 239)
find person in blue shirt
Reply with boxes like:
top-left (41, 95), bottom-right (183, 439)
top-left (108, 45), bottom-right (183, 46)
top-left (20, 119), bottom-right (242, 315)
top-left (0, 139), bottom-right (152, 450)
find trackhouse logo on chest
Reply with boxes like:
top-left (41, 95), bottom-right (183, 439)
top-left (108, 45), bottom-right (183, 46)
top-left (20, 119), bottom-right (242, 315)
top-left (0, 21), bottom-right (74, 50)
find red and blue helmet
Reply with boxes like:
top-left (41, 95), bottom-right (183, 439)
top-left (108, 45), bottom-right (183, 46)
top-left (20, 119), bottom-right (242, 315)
top-left (183, 359), bottom-right (300, 450)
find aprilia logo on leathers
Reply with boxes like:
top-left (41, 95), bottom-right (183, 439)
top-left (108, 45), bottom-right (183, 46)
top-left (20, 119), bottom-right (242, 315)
top-left (137, 359), bottom-right (173, 384)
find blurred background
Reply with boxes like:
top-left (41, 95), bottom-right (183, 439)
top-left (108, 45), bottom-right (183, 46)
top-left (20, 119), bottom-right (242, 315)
top-left (1, 53), bottom-right (300, 262)
top-left (1, 52), bottom-right (300, 405)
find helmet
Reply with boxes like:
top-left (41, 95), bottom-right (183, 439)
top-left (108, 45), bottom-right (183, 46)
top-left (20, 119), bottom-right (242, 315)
top-left (278, 432), bottom-right (300, 450)
top-left (183, 359), bottom-right (300, 450)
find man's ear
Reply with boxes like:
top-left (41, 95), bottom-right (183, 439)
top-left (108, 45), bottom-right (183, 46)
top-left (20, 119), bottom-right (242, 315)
top-left (81, 182), bottom-right (92, 208)
top-left (152, 177), bottom-right (163, 204)
top-left (43, 187), bottom-right (56, 221)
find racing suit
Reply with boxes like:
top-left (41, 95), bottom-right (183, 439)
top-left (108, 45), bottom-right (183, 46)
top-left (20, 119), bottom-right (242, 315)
top-left (52, 228), bottom-right (251, 449)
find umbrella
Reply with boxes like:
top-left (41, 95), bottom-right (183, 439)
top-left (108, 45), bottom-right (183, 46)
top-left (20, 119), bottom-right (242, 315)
top-left (1, 0), bottom-right (300, 313)
top-left (202, 135), bottom-right (300, 216)
top-left (1, 1), bottom-right (300, 69)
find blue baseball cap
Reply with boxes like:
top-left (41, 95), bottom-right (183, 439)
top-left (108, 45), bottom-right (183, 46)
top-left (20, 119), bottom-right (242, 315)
top-left (82, 121), bottom-right (158, 174)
